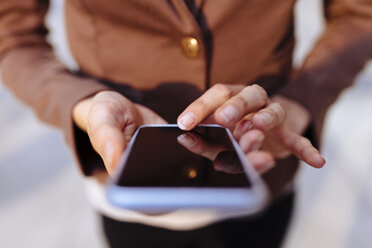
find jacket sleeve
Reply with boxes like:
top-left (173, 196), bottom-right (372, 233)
top-left (0, 0), bottom-right (109, 175)
top-left (277, 0), bottom-right (372, 146)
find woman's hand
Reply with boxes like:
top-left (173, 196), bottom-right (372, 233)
top-left (177, 84), bottom-right (325, 174)
top-left (72, 91), bottom-right (166, 175)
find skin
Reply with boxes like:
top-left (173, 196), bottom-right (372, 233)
top-left (72, 91), bottom-right (167, 175)
top-left (72, 84), bottom-right (325, 175)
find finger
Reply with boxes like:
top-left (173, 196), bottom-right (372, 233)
top-left (233, 119), bottom-right (253, 140)
top-left (177, 133), bottom-right (224, 161)
top-left (88, 124), bottom-right (128, 175)
top-left (214, 84), bottom-right (269, 127)
top-left (276, 128), bottom-right (326, 168)
top-left (72, 96), bottom-right (93, 132)
top-left (214, 151), bottom-right (244, 174)
top-left (87, 93), bottom-right (137, 174)
top-left (252, 102), bottom-right (286, 132)
top-left (246, 150), bottom-right (275, 174)
top-left (238, 129), bottom-right (265, 153)
top-left (177, 84), bottom-right (243, 130)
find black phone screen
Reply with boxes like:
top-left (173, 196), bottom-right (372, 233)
top-left (116, 126), bottom-right (252, 188)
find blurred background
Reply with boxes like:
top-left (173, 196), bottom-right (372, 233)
top-left (0, 0), bottom-right (371, 247)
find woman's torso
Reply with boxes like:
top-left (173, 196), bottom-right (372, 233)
top-left (65, 0), bottom-right (296, 92)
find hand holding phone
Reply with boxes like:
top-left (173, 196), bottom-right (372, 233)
top-left (72, 91), bottom-right (167, 175)
top-left (106, 125), bottom-right (268, 212)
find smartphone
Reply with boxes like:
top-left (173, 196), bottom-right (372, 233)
top-left (106, 124), bottom-right (268, 212)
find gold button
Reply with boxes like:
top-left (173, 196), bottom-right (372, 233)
top-left (181, 37), bottom-right (199, 58)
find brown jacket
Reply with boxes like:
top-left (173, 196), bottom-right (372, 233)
top-left (1, 0), bottom-right (372, 198)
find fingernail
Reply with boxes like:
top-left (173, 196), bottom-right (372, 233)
top-left (251, 135), bottom-right (264, 151)
top-left (104, 142), bottom-right (115, 168)
top-left (220, 105), bottom-right (238, 123)
top-left (258, 112), bottom-right (274, 125)
top-left (234, 120), bottom-right (253, 140)
top-left (177, 134), bottom-right (196, 148)
top-left (178, 112), bottom-right (196, 130)
top-left (243, 120), bottom-right (253, 130)
top-left (314, 154), bottom-right (326, 168)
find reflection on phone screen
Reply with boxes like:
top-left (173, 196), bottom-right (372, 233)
top-left (116, 126), bottom-right (252, 188)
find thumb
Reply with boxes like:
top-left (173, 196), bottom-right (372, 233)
top-left (135, 104), bottom-right (167, 125)
top-left (87, 92), bottom-right (138, 175)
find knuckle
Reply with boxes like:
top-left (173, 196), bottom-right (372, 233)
top-left (270, 103), bottom-right (286, 123)
top-left (92, 91), bottom-right (105, 101)
top-left (87, 103), bottom-right (120, 132)
top-left (193, 97), bottom-right (212, 115)
top-left (272, 102), bottom-right (286, 116)
top-left (195, 99), bottom-right (208, 112)
top-left (251, 84), bottom-right (268, 104)
top-left (94, 91), bottom-right (107, 98)
top-left (286, 133), bottom-right (297, 148)
top-left (94, 90), bottom-right (119, 99)
top-left (265, 108), bottom-right (277, 121)
top-left (91, 100), bottom-right (117, 115)
top-left (301, 137), bottom-right (312, 147)
top-left (235, 93), bottom-right (249, 110)
top-left (93, 91), bottom-right (113, 102)
top-left (212, 83), bottom-right (232, 99)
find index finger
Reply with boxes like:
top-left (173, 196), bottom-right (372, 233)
top-left (177, 84), bottom-right (243, 130)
